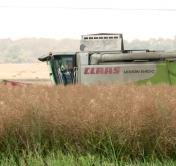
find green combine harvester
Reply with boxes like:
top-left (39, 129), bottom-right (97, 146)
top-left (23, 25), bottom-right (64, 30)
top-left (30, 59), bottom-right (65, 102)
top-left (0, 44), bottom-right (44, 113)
top-left (39, 33), bottom-right (176, 85)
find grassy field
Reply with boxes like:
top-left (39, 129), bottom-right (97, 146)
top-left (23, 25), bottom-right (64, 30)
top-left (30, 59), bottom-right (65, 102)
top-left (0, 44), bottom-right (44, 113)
top-left (0, 84), bottom-right (176, 165)
top-left (1, 153), bottom-right (176, 166)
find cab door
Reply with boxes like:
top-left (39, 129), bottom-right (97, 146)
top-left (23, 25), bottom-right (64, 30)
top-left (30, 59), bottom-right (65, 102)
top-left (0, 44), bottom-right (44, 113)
top-left (53, 54), bottom-right (76, 85)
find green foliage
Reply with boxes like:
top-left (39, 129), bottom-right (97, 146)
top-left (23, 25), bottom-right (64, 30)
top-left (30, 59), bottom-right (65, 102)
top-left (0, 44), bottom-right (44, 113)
top-left (0, 152), bottom-right (175, 166)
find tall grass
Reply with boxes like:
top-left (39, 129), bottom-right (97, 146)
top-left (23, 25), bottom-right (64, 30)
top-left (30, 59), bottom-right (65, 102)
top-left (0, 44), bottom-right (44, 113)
top-left (0, 84), bottom-right (176, 161)
top-left (1, 152), bottom-right (176, 166)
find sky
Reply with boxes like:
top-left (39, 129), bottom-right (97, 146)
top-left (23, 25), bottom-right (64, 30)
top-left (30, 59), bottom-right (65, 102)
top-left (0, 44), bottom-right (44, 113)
top-left (0, 0), bottom-right (176, 40)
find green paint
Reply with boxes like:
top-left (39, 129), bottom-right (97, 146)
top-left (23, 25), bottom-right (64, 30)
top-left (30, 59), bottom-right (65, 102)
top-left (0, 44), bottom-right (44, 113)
top-left (166, 61), bottom-right (176, 85)
top-left (47, 61), bottom-right (56, 84)
top-left (137, 61), bottom-right (176, 85)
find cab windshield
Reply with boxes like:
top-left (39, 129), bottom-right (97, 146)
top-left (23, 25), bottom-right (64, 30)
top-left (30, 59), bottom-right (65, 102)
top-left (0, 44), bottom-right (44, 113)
top-left (53, 55), bottom-right (75, 85)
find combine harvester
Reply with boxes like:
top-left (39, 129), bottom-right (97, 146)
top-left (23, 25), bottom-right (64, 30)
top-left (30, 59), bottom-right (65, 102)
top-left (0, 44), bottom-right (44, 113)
top-left (39, 33), bottom-right (176, 85)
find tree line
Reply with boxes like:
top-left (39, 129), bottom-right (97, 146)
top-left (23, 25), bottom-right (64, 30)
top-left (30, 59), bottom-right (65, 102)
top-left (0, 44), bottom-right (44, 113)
top-left (0, 37), bottom-right (176, 63)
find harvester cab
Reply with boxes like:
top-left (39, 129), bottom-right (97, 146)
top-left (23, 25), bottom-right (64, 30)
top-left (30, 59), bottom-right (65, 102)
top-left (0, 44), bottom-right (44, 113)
top-left (39, 52), bottom-right (76, 85)
top-left (39, 33), bottom-right (176, 85)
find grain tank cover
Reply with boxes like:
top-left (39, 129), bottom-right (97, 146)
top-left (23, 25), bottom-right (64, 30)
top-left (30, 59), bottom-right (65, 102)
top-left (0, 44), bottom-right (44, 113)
top-left (80, 33), bottom-right (124, 52)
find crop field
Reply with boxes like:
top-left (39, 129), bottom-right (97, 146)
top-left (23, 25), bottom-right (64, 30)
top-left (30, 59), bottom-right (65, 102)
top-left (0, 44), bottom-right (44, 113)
top-left (0, 84), bottom-right (176, 165)
top-left (0, 63), bottom-right (50, 84)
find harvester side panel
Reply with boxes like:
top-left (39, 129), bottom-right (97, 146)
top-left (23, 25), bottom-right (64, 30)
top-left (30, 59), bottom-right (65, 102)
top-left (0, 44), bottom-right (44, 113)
top-left (80, 63), bottom-right (157, 85)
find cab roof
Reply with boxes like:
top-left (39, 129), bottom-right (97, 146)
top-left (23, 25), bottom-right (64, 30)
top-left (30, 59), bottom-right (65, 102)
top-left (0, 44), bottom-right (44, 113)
top-left (38, 52), bottom-right (76, 62)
